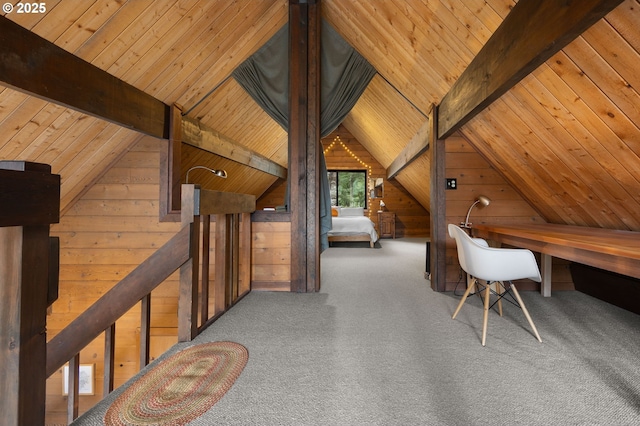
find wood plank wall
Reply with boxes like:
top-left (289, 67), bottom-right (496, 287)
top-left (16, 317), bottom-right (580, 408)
top-left (323, 125), bottom-right (430, 237)
top-left (45, 136), bottom-right (182, 423)
top-left (251, 212), bottom-right (291, 292)
top-left (444, 132), bottom-right (574, 292)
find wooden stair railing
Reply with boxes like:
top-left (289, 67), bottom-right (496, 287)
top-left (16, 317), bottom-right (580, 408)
top-left (178, 184), bottom-right (255, 341)
top-left (45, 225), bottom-right (192, 377)
top-left (45, 184), bottom-right (255, 423)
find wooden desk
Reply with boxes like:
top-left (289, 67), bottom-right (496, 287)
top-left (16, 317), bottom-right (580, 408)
top-left (472, 223), bottom-right (640, 297)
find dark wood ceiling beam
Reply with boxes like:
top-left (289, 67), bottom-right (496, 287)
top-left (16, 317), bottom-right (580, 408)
top-left (0, 16), bottom-right (169, 139)
top-left (181, 116), bottom-right (287, 179)
top-left (386, 115), bottom-right (432, 180)
top-left (437, 0), bottom-right (624, 139)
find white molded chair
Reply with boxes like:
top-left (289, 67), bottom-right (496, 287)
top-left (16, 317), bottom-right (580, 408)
top-left (448, 224), bottom-right (542, 346)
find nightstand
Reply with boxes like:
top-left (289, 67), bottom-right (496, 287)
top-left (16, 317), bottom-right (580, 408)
top-left (378, 212), bottom-right (396, 239)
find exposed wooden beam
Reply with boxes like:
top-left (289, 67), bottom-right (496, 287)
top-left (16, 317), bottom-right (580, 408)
top-left (288, 0), bottom-right (321, 293)
top-left (196, 189), bottom-right (256, 216)
top-left (386, 117), bottom-right (431, 180)
top-left (181, 116), bottom-right (287, 179)
top-left (429, 106), bottom-right (446, 292)
top-left (0, 16), bottom-right (169, 139)
top-left (438, 0), bottom-right (624, 139)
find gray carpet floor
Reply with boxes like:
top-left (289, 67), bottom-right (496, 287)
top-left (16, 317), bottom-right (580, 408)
top-left (74, 238), bottom-right (640, 425)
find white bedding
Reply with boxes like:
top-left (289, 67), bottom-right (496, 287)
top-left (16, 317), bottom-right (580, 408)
top-left (329, 216), bottom-right (379, 242)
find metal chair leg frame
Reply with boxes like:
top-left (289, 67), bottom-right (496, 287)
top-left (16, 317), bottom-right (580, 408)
top-left (453, 279), bottom-right (542, 345)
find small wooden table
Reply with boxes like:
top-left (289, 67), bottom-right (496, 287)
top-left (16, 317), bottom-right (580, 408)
top-left (472, 223), bottom-right (640, 297)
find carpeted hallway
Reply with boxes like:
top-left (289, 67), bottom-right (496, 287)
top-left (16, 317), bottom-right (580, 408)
top-left (74, 238), bottom-right (640, 425)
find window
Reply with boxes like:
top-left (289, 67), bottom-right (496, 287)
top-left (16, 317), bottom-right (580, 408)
top-left (327, 170), bottom-right (367, 208)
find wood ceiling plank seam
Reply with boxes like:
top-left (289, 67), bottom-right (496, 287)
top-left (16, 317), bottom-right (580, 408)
top-left (154, 2), bottom-right (275, 105)
top-left (340, 115), bottom-right (395, 165)
top-left (605, 0), bottom-right (640, 54)
top-left (455, 126), bottom-right (555, 223)
top-left (2, 102), bottom-right (65, 159)
top-left (503, 86), bottom-right (639, 229)
top-left (175, 0), bottom-right (288, 109)
top-left (195, 102), bottom-right (286, 162)
top-left (581, 14), bottom-right (640, 99)
top-left (75, 0), bottom-right (167, 64)
top-left (466, 107), bottom-right (576, 221)
top-left (355, 76), bottom-right (425, 137)
top-left (513, 74), bottom-right (632, 193)
top-left (177, 9), bottom-right (287, 106)
top-left (345, 79), bottom-right (425, 163)
top-left (396, 178), bottom-right (430, 206)
top-left (0, 96), bottom-right (52, 152)
top-left (355, 0), bottom-right (464, 101)
top-left (59, 130), bottom-right (143, 213)
top-left (11, 107), bottom-right (80, 161)
top-left (485, 0), bottom-right (517, 20)
top-left (203, 86), bottom-right (262, 131)
top-left (53, 0), bottom-right (127, 55)
top-left (1, 0), bottom-right (61, 28)
top-left (34, 113), bottom-right (106, 169)
top-left (530, 60), bottom-right (640, 193)
top-left (117, 0), bottom-right (208, 87)
top-left (0, 89), bottom-right (35, 122)
top-left (563, 38), bottom-right (640, 140)
top-left (554, 45), bottom-right (640, 159)
top-left (461, 120), bottom-right (567, 224)
top-left (187, 76), bottom-right (236, 121)
top-left (52, 121), bottom-right (118, 179)
top-left (193, 82), bottom-right (288, 164)
top-left (141, 0), bottom-right (249, 100)
top-left (124, 2), bottom-right (228, 95)
top-left (406, 0), bottom-right (481, 63)
top-left (104, 0), bottom-right (201, 80)
top-left (25, 0), bottom-right (93, 41)
top-left (323, 0), bottom-right (446, 106)
top-left (447, 0), bottom-right (506, 35)
top-left (57, 125), bottom-right (136, 180)
top-left (475, 103), bottom-right (610, 227)
top-left (91, 0), bottom-right (174, 71)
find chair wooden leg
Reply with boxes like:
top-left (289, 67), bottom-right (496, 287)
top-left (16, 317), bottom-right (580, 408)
top-left (451, 276), bottom-right (476, 319)
top-left (481, 281), bottom-right (491, 346)
top-left (510, 284), bottom-right (542, 342)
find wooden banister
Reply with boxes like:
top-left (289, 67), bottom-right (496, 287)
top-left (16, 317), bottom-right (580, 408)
top-left (178, 185), bottom-right (255, 341)
top-left (46, 225), bottom-right (191, 377)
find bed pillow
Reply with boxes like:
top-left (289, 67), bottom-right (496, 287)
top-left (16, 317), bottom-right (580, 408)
top-left (340, 207), bottom-right (364, 217)
top-left (331, 206), bottom-right (341, 217)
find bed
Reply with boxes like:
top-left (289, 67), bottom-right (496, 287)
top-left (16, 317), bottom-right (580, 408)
top-left (328, 207), bottom-right (379, 248)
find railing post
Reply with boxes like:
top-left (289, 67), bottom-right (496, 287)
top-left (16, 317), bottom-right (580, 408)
top-left (178, 184), bottom-right (200, 342)
top-left (0, 161), bottom-right (60, 426)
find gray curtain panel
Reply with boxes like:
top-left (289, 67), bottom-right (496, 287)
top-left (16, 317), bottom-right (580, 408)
top-left (232, 21), bottom-right (377, 252)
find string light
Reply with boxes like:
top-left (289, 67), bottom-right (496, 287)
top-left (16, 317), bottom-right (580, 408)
top-left (324, 135), bottom-right (374, 217)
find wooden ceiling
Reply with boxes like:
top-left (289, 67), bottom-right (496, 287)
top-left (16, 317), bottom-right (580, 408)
top-left (1, 0), bottom-right (639, 231)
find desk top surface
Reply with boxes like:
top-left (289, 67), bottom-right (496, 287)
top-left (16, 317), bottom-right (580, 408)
top-left (472, 223), bottom-right (640, 266)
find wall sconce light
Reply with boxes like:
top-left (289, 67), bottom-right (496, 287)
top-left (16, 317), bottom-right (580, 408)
top-left (185, 165), bottom-right (227, 183)
top-left (462, 195), bottom-right (490, 228)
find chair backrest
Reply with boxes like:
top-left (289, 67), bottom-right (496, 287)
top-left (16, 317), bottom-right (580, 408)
top-left (448, 224), bottom-right (541, 283)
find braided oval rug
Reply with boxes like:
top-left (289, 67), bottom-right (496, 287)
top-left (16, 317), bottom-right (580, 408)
top-left (104, 341), bottom-right (248, 426)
